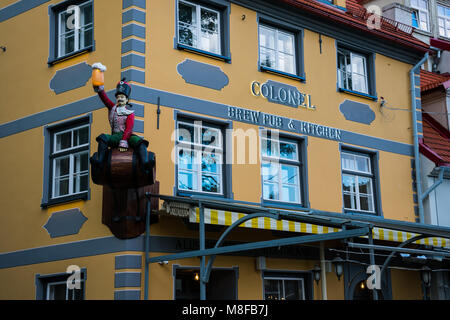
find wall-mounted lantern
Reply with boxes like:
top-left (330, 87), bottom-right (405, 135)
top-left (313, 265), bottom-right (321, 284)
top-left (332, 256), bottom-right (344, 281)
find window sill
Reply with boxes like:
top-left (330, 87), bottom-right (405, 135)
top-left (48, 45), bottom-right (95, 66)
top-left (177, 191), bottom-right (230, 201)
top-left (338, 88), bottom-right (378, 101)
top-left (412, 28), bottom-right (432, 37)
top-left (344, 209), bottom-right (379, 216)
top-left (176, 43), bottom-right (231, 63)
top-left (41, 192), bottom-right (88, 209)
top-left (262, 199), bottom-right (309, 211)
top-left (260, 65), bottom-right (306, 82)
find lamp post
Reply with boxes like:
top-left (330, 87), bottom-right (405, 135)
top-left (332, 256), bottom-right (344, 281)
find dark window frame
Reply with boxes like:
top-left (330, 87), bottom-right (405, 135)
top-left (257, 13), bottom-right (306, 82)
top-left (262, 270), bottom-right (314, 300)
top-left (48, 0), bottom-right (95, 66)
top-left (35, 268), bottom-right (87, 300)
top-left (174, 111), bottom-right (233, 200)
top-left (41, 115), bottom-right (91, 209)
top-left (339, 144), bottom-right (383, 217)
top-left (174, 0), bottom-right (231, 63)
top-left (336, 42), bottom-right (377, 101)
top-left (260, 130), bottom-right (310, 210)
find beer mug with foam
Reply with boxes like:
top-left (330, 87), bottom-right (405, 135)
top-left (92, 63), bottom-right (107, 87)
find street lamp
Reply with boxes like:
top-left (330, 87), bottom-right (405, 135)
top-left (313, 265), bottom-right (321, 284)
top-left (332, 256), bottom-right (344, 281)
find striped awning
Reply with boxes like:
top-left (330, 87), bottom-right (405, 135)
top-left (189, 207), bottom-right (450, 249)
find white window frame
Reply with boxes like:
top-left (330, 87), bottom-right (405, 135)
top-left (176, 121), bottom-right (224, 195)
top-left (437, 4), bottom-right (450, 38)
top-left (260, 135), bottom-right (302, 204)
top-left (341, 152), bottom-right (376, 214)
top-left (57, 0), bottom-right (93, 58)
top-left (259, 24), bottom-right (297, 75)
top-left (46, 280), bottom-right (80, 300)
top-left (338, 49), bottom-right (369, 95)
top-left (263, 277), bottom-right (305, 300)
top-left (51, 124), bottom-right (90, 200)
top-left (177, 0), bottom-right (222, 55)
top-left (410, 0), bottom-right (430, 32)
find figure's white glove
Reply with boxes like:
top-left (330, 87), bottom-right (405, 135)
top-left (119, 140), bottom-right (129, 149)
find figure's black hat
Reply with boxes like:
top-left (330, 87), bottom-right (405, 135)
top-left (115, 78), bottom-right (131, 98)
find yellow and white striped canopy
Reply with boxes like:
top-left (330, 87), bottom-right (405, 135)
top-left (190, 207), bottom-right (450, 249)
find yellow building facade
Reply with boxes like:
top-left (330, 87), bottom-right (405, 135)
top-left (0, 0), bottom-right (449, 301)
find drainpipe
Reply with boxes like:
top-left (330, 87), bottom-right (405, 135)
top-left (421, 167), bottom-right (446, 201)
top-left (411, 53), bottom-right (429, 224)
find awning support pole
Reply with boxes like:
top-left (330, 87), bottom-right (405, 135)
top-left (144, 197), bottom-right (151, 300)
top-left (320, 242), bottom-right (327, 300)
top-left (199, 202), bottom-right (206, 300)
top-left (368, 229), bottom-right (379, 300)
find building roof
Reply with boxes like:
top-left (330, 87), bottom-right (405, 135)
top-left (420, 113), bottom-right (450, 167)
top-left (420, 69), bottom-right (450, 92)
top-left (278, 0), bottom-right (430, 53)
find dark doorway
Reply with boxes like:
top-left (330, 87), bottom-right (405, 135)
top-left (353, 280), bottom-right (384, 300)
top-left (174, 268), bottom-right (238, 300)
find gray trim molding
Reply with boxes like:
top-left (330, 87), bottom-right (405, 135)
top-left (43, 208), bottom-right (88, 238)
top-left (339, 100), bottom-right (376, 125)
top-left (0, 0), bottom-right (50, 23)
top-left (49, 62), bottom-right (93, 95)
top-left (121, 38), bottom-right (146, 54)
top-left (177, 59), bottom-right (229, 90)
top-left (123, 0), bottom-right (146, 9)
top-left (114, 289), bottom-right (141, 300)
top-left (122, 8), bottom-right (146, 24)
top-left (115, 272), bottom-right (141, 288)
top-left (115, 254), bottom-right (142, 270)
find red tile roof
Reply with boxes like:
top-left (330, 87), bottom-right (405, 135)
top-left (420, 69), bottom-right (450, 92)
top-left (278, 0), bottom-right (430, 53)
top-left (421, 113), bottom-right (450, 167)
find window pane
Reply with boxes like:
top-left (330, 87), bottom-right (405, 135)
top-left (202, 127), bottom-right (221, 147)
top-left (56, 131), bottom-right (72, 151)
top-left (343, 193), bottom-right (355, 210)
top-left (179, 25), bottom-right (196, 47)
top-left (200, 29), bottom-right (220, 54)
top-left (358, 177), bottom-right (373, 195)
top-left (280, 141), bottom-right (297, 160)
top-left (438, 5), bottom-right (445, 16)
top-left (73, 127), bottom-right (89, 147)
top-left (342, 174), bottom-right (356, 193)
top-left (360, 195), bottom-right (374, 212)
top-left (281, 185), bottom-right (299, 203)
top-left (81, 27), bottom-right (93, 48)
top-left (278, 31), bottom-right (294, 54)
top-left (178, 123), bottom-right (195, 144)
top-left (178, 149), bottom-right (195, 171)
top-left (48, 283), bottom-right (67, 300)
top-left (202, 152), bottom-right (220, 174)
top-left (261, 138), bottom-right (279, 158)
top-left (262, 162), bottom-right (278, 183)
top-left (260, 47), bottom-right (276, 69)
top-left (352, 74), bottom-right (368, 94)
top-left (263, 182), bottom-right (279, 200)
top-left (81, 3), bottom-right (93, 25)
top-left (342, 153), bottom-right (356, 171)
top-left (281, 165), bottom-right (298, 185)
top-left (73, 173), bottom-right (88, 193)
top-left (259, 26), bottom-right (275, 49)
top-left (356, 155), bottom-right (370, 173)
top-left (278, 52), bottom-right (295, 74)
top-left (55, 177), bottom-right (70, 197)
top-left (412, 11), bottom-right (419, 27)
top-left (202, 173), bottom-right (220, 193)
top-left (264, 279), bottom-right (281, 300)
top-left (284, 280), bottom-right (304, 300)
top-left (351, 54), bottom-right (366, 76)
top-left (179, 2), bottom-right (196, 25)
top-left (201, 8), bottom-right (218, 33)
top-left (74, 152), bottom-right (89, 173)
top-left (61, 33), bottom-right (75, 56)
top-left (179, 171), bottom-right (197, 191)
top-left (55, 157), bottom-right (70, 177)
